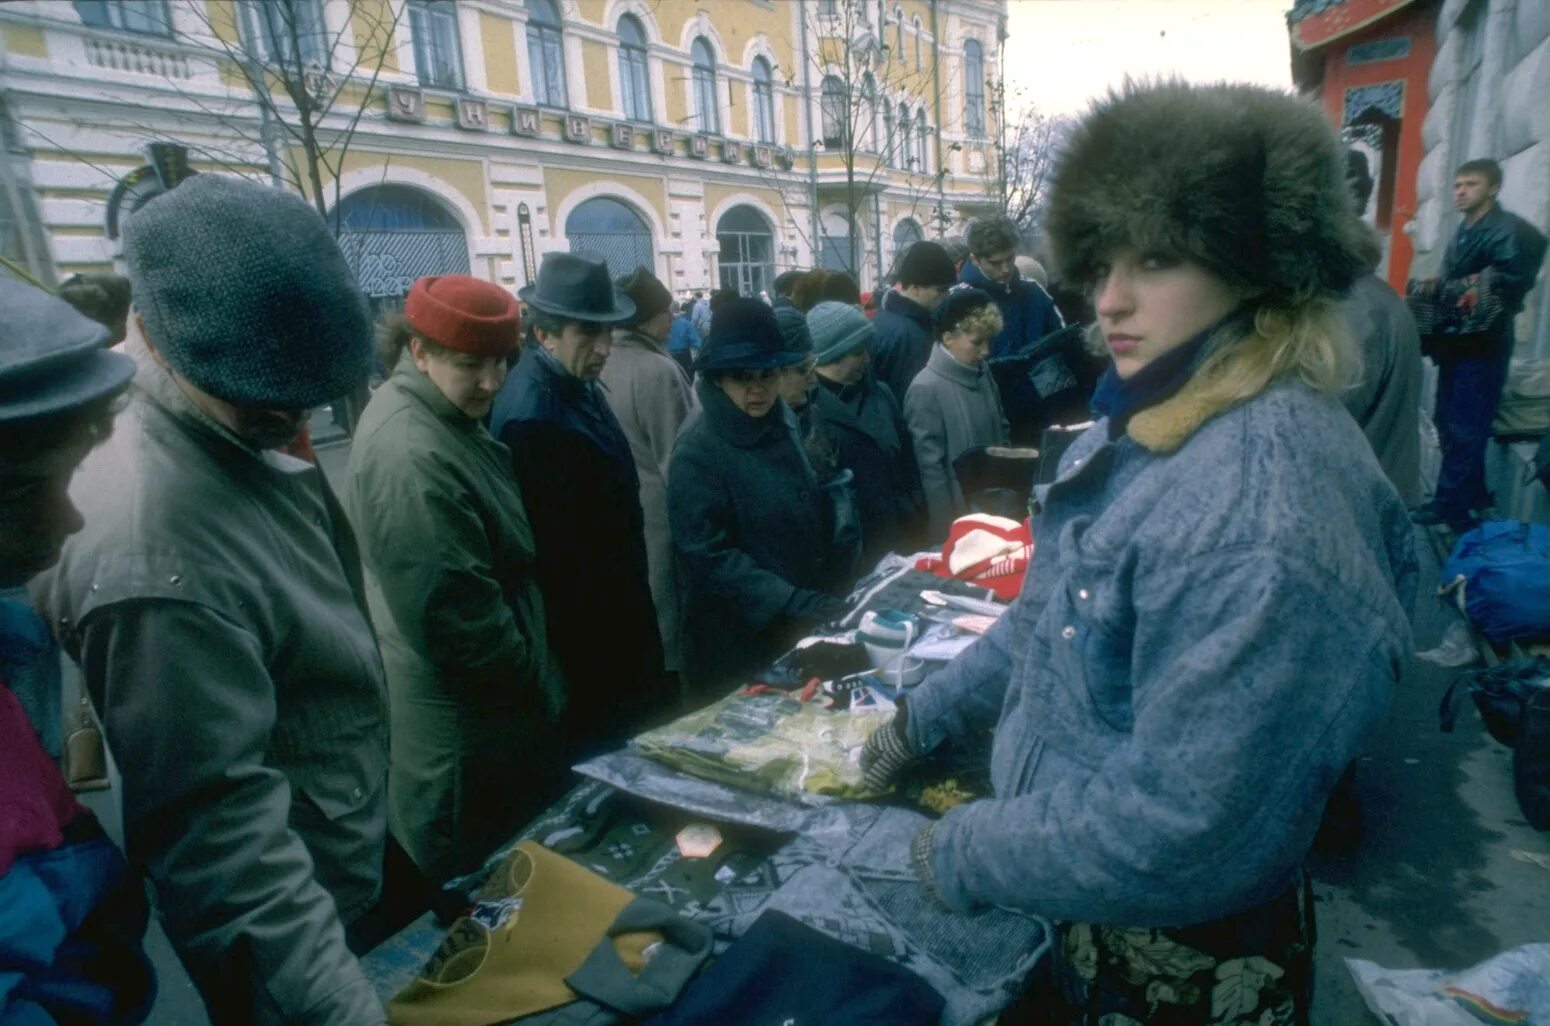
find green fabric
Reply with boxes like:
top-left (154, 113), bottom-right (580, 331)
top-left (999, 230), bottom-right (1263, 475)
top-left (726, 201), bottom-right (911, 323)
top-left (632, 691), bottom-right (888, 801)
top-left (345, 356), bottom-right (565, 882)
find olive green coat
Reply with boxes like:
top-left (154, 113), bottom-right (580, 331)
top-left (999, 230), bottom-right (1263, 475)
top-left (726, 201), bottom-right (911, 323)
top-left (343, 356), bottom-right (565, 884)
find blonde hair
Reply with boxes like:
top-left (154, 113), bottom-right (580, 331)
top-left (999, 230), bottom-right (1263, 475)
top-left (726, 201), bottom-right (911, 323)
top-left (945, 303), bottom-right (1004, 342)
top-left (1188, 298), bottom-right (1361, 412)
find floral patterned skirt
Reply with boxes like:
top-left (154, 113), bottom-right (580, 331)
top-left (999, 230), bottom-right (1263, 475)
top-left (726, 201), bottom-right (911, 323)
top-left (998, 874), bottom-right (1315, 1026)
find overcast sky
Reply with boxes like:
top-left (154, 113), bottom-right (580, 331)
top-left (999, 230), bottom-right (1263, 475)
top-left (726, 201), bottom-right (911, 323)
top-left (1002, 0), bottom-right (1295, 119)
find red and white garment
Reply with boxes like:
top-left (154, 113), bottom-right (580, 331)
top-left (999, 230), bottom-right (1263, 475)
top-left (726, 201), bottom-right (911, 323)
top-left (914, 514), bottom-right (1034, 602)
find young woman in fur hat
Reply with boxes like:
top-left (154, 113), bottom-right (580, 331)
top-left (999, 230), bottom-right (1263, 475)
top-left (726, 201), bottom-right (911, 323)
top-left (863, 81), bottom-right (1417, 1025)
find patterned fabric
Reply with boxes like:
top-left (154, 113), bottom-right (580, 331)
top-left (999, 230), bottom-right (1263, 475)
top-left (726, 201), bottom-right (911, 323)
top-left (1006, 877), bottom-right (1314, 1026)
top-left (366, 778), bottom-right (1050, 1026)
top-left (861, 711), bottom-right (916, 791)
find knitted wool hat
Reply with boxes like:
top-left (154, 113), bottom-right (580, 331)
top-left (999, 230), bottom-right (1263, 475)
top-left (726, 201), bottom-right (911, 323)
top-left (696, 297), bottom-right (803, 372)
top-left (933, 287), bottom-right (995, 337)
top-left (616, 266), bottom-right (673, 327)
top-left (1047, 81), bottom-right (1371, 309)
top-left (773, 303), bottom-right (813, 356)
top-left (807, 301), bottom-right (874, 365)
top-left (895, 241), bottom-right (958, 288)
top-left (405, 275), bottom-right (520, 357)
top-left (123, 175), bottom-right (371, 409)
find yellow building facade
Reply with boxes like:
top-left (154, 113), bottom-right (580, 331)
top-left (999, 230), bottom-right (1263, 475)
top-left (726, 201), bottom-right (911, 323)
top-left (0, 0), bottom-right (1006, 299)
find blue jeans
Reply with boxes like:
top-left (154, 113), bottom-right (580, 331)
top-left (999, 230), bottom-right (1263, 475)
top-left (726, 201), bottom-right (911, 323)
top-left (1432, 345), bottom-right (1511, 521)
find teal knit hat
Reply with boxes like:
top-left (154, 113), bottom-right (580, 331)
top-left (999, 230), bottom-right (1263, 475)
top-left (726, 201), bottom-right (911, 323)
top-left (806, 301), bottom-right (873, 365)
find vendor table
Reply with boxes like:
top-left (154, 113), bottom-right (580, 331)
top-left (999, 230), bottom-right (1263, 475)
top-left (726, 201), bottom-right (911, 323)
top-left (362, 564), bottom-right (1051, 1026)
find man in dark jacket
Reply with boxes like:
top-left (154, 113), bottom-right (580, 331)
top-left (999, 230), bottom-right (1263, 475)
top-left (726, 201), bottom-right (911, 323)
top-left (960, 217), bottom-right (1066, 437)
top-left (490, 252), bottom-right (671, 758)
top-left (872, 241), bottom-right (956, 399)
top-left (808, 301), bottom-right (924, 565)
top-left (1413, 159), bottom-right (1549, 531)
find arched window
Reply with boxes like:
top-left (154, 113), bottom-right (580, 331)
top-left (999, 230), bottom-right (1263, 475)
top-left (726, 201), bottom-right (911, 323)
top-left (964, 38), bottom-right (985, 138)
top-left (917, 117), bottom-right (929, 172)
top-left (617, 14), bottom-right (651, 122)
top-left (526, 0), bottom-right (567, 108)
top-left (893, 217), bottom-right (923, 249)
top-left (912, 16), bottom-right (923, 70)
top-left (820, 75), bottom-right (846, 148)
top-left (882, 101), bottom-right (894, 165)
top-left (893, 5), bottom-right (904, 52)
top-left (717, 205), bottom-right (775, 296)
top-left (752, 56), bottom-right (776, 144)
top-left (691, 36), bottom-right (719, 134)
top-left (333, 185), bottom-right (469, 312)
top-left (565, 196), bottom-right (653, 277)
top-left (859, 72), bottom-right (877, 152)
top-left (819, 209), bottom-right (855, 273)
top-left (897, 104), bottom-right (912, 167)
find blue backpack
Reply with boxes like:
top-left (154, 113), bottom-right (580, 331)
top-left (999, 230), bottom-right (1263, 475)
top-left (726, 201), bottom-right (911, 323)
top-left (1441, 521), bottom-right (1550, 643)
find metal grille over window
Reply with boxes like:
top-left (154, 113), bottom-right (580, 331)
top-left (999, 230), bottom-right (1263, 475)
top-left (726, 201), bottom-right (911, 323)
top-left (717, 205), bottom-right (775, 297)
top-left (410, 1), bottom-right (463, 91)
top-left (332, 185), bottom-right (469, 315)
top-left (566, 197), bottom-right (653, 279)
top-left (526, 0), bottom-right (567, 108)
top-left (691, 37), bottom-right (720, 135)
top-left (618, 15), bottom-right (652, 123)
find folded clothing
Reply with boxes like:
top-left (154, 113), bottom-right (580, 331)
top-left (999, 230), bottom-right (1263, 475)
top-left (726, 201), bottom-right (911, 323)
top-left (641, 909), bottom-right (943, 1026)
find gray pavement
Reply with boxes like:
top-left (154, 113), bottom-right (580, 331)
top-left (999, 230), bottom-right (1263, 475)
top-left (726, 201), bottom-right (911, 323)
top-left (83, 442), bottom-right (1550, 1024)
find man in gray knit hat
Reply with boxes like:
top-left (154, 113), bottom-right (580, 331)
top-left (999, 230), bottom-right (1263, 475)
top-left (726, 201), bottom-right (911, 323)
top-left (32, 174), bottom-right (391, 1026)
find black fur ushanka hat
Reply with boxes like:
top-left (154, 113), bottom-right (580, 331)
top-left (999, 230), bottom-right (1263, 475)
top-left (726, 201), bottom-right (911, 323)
top-left (1047, 81), bottom-right (1372, 309)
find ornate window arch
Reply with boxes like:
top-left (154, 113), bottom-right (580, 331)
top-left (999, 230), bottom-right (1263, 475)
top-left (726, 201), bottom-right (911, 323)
top-left (691, 36), bottom-right (720, 134)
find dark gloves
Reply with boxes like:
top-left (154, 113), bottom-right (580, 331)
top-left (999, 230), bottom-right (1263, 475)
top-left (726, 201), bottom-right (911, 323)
top-left (860, 704), bottom-right (915, 792)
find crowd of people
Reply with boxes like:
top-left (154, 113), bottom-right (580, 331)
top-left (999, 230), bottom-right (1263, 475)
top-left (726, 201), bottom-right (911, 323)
top-left (1, 77), bottom-right (1545, 1026)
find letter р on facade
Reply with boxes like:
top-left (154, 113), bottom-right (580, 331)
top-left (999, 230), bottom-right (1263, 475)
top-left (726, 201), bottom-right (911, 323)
top-left (0, 0), bottom-right (1007, 303)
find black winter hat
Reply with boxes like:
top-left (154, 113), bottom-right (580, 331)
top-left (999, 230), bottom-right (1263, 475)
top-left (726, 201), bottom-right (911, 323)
top-left (933, 286), bottom-right (995, 337)
top-left (696, 297), bottom-right (806, 372)
top-left (1048, 81), bottom-right (1372, 309)
top-left (894, 241), bottom-right (957, 288)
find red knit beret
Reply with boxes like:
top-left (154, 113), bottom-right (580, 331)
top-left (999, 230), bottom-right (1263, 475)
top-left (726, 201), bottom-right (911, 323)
top-left (405, 275), bottom-right (520, 357)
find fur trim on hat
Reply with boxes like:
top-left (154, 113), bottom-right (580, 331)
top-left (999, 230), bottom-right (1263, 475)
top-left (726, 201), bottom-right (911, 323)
top-left (1048, 81), bottom-right (1371, 309)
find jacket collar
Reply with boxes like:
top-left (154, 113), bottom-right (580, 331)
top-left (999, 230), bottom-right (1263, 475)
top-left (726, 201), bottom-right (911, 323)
top-left (925, 342), bottom-right (988, 388)
top-left (391, 351), bottom-right (479, 428)
top-left (881, 289), bottom-right (931, 326)
top-left (138, 356), bottom-right (263, 457)
top-left (960, 259), bottom-right (1018, 297)
top-left (1125, 329), bottom-right (1271, 454)
top-left (695, 376), bottom-right (786, 448)
top-left (611, 326), bottom-right (670, 358)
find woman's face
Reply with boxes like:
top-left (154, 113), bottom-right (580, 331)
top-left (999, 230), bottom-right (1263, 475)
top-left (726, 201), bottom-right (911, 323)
top-left (718, 368), bottom-right (780, 418)
top-left (778, 357), bottom-right (816, 410)
top-left (412, 338), bottom-right (508, 419)
top-left (1093, 248), bottom-right (1240, 378)
top-left (942, 328), bottom-right (992, 368)
top-left (818, 346), bottom-right (871, 386)
top-left (0, 439), bottom-right (93, 587)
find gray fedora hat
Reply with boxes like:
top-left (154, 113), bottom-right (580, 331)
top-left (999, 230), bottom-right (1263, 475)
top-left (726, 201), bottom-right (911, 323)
top-left (0, 278), bottom-right (135, 424)
top-left (519, 252), bottom-right (636, 323)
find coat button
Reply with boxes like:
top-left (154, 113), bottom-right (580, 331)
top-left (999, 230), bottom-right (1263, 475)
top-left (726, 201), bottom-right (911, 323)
top-left (1077, 588), bottom-right (1090, 601)
top-left (1061, 625), bottom-right (1076, 640)
top-left (353, 787), bottom-right (364, 799)
top-left (169, 575), bottom-right (184, 587)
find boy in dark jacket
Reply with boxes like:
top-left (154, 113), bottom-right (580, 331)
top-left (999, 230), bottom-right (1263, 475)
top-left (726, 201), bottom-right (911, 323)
top-left (872, 241), bottom-right (956, 399)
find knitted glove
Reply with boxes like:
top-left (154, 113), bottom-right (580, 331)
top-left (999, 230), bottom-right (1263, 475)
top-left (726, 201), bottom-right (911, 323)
top-left (860, 705), bottom-right (915, 792)
top-left (911, 823), bottom-right (948, 910)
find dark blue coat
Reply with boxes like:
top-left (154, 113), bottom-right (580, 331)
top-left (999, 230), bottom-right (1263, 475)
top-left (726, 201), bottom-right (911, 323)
top-left (811, 373), bottom-right (924, 564)
top-left (490, 346), bottom-right (669, 755)
top-left (959, 260), bottom-right (1064, 360)
top-left (870, 290), bottom-right (934, 400)
top-left (668, 380), bottom-right (853, 696)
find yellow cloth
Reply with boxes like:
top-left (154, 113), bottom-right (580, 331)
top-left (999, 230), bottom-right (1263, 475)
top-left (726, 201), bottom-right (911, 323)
top-left (388, 842), bottom-right (662, 1026)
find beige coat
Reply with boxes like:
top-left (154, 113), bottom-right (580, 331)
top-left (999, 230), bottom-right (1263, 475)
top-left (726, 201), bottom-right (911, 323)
top-left (32, 361), bottom-right (389, 1025)
top-left (599, 328), bottom-right (696, 672)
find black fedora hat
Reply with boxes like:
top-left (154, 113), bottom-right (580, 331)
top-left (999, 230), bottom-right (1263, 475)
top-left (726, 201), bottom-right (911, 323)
top-left (519, 252), bottom-right (636, 323)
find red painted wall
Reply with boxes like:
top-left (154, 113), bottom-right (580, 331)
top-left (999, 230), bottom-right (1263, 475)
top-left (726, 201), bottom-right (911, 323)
top-left (1311, 3), bottom-right (1437, 290)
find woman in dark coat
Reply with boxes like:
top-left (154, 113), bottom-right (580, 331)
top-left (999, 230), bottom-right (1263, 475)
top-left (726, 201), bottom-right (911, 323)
top-left (806, 301), bottom-right (925, 564)
top-left (668, 298), bottom-right (859, 698)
